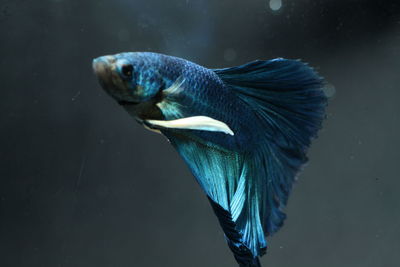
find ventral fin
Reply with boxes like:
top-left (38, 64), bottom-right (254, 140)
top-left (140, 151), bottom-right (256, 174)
top-left (143, 124), bottom-right (162, 134)
top-left (145, 116), bottom-right (235, 135)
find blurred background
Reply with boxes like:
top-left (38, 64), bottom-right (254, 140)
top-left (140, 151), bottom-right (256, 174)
top-left (1, 0), bottom-right (399, 266)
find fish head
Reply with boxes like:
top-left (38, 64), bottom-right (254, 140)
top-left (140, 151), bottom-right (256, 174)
top-left (92, 52), bottom-right (165, 105)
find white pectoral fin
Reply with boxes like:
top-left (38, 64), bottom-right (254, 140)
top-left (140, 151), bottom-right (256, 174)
top-left (145, 116), bottom-right (235, 136)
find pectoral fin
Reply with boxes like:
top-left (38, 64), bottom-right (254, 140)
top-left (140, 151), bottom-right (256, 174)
top-left (145, 116), bottom-right (234, 136)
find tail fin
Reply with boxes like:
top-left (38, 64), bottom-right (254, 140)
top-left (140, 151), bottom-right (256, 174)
top-left (213, 59), bottom-right (327, 236)
top-left (214, 58), bottom-right (327, 153)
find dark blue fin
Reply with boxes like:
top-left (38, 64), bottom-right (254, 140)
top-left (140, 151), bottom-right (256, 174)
top-left (214, 58), bottom-right (327, 235)
top-left (214, 58), bottom-right (327, 151)
top-left (161, 59), bottom-right (326, 266)
top-left (164, 132), bottom-right (267, 263)
top-left (208, 197), bottom-right (262, 267)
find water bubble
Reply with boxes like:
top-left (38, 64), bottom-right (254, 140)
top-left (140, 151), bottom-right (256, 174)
top-left (323, 83), bottom-right (336, 98)
top-left (224, 48), bottom-right (237, 62)
top-left (269, 0), bottom-right (282, 11)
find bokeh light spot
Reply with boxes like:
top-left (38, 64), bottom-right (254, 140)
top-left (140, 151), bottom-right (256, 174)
top-left (323, 83), bottom-right (336, 98)
top-left (269, 0), bottom-right (282, 11)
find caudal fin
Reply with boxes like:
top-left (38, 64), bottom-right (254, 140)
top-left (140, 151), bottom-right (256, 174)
top-left (214, 58), bottom-right (327, 152)
top-left (214, 59), bottom-right (327, 235)
top-left (166, 59), bottom-right (326, 267)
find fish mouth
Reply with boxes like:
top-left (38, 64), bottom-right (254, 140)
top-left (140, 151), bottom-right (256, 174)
top-left (92, 56), bottom-right (115, 91)
top-left (92, 56), bottom-right (115, 84)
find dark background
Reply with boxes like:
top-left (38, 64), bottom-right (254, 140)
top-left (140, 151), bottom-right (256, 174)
top-left (1, 0), bottom-right (399, 266)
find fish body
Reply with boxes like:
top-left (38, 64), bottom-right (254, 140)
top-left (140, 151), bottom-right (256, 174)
top-left (93, 52), bottom-right (327, 266)
top-left (96, 52), bottom-right (254, 150)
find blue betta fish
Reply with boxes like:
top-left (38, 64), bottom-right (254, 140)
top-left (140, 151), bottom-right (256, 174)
top-left (92, 52), bottom-right (327, 266)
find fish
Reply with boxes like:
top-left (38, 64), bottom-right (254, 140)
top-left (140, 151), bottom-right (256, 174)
top-left (92, 52), bottom-right (327, 267)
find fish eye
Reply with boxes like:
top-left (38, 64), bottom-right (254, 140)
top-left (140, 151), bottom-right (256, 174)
top-left (121, 64), bottom-right (133, 78)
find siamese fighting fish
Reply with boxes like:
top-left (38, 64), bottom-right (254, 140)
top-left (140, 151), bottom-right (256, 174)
top-left (92, 52), bottom-right (327, 267)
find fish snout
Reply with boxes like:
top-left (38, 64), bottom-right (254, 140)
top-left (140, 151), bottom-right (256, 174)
top-left (92, 55), bottom-right (135, 103)
top-left (92, 56), bottom-right (115, 77)
top-left (92, 56), bottom-right (118, 94)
